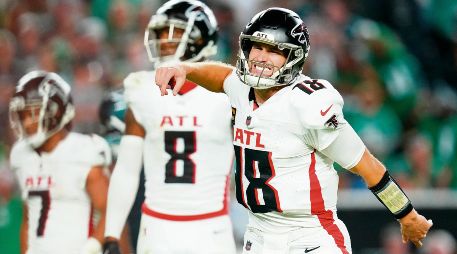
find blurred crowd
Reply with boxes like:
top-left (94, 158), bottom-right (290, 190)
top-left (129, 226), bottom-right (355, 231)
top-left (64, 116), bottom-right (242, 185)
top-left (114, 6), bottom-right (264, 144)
top-left (1, 0), bottom-right (457, 190)
top-left (0, 0), bottom-right (457, 253)
top-left (1, 0), bottom-right (456, 192)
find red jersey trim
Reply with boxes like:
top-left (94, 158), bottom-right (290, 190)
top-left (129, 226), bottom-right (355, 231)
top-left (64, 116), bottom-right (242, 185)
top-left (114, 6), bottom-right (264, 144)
top-left (88, 205), bottom-right (94, 237)
top-left (177, 81), bottom-right (198, 95)
top-left (309, 151), bottom-right (349, 254)
top-left (142, 174), bottom-right (230, 221)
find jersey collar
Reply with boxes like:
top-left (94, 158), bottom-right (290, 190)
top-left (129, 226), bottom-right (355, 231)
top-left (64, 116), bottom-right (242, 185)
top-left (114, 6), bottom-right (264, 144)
top-left (178, 81), bottom-right (198, 95)
top-left (248, 88), bottom-right (260, 110)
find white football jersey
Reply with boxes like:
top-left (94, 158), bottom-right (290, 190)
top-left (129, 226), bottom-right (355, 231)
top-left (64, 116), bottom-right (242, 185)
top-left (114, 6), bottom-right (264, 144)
top-left (10, 133), bottom-right (110, 254)
top-left (124, 71), bottom-right (234, 219)
top-left (223, 70), bottom-right (350, 232)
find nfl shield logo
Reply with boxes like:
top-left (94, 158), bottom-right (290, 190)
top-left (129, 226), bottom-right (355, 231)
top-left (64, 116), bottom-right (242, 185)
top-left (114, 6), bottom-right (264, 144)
top-left (246, 116), bottom-right (252, 126)
top-left (245, 240), bottom-right (252, 251)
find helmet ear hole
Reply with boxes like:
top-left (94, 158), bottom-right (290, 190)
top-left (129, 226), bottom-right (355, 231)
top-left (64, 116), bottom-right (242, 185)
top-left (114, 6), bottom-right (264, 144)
top-left (195, 38), bottom-right (204, 46)
top-left (240, 38), bottom-right (253, 53)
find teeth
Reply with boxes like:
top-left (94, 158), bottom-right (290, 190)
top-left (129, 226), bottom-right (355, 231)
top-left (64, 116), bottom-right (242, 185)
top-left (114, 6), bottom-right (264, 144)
top-left (254, 64), bottom-right (273, 72)
top-left (250, 62), bottom-right (275, 77)
top-left (255, 65), bottom-right (271, 71)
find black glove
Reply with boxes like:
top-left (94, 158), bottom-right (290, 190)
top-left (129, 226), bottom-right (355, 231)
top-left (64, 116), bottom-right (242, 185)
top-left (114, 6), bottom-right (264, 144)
top-left (102, 240), bottom-right (121, 254)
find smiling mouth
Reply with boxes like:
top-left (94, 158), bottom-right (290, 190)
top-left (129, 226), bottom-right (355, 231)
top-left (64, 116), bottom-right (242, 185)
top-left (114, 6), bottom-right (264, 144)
top-left (250, 62), bottom-right (275, 77)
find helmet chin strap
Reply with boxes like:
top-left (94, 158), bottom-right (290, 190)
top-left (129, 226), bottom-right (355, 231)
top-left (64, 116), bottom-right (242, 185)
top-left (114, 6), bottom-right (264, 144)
top-left (25, 132), bottom-right (48, 148)
top-left (245, 75), bottom-right (278, 89)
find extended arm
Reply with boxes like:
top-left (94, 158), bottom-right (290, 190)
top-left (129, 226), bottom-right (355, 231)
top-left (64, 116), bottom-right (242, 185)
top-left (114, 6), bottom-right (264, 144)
top-left (350, 149), bottom-right (432, 247)
top-left (103, 108), bottom-right (145, 253)
top-left (321, 124), bottom-right (432, 247)
top-left (155, 61), bottom-right (234, 95)
top-left (81, 165), bottom-right (109, 254)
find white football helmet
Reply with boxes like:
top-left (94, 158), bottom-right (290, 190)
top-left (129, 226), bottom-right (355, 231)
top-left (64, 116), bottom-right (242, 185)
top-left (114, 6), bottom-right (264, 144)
top-left (9, 71), bottom-right (75, 148)
top-left (144, 0), bottom-right (218, 65)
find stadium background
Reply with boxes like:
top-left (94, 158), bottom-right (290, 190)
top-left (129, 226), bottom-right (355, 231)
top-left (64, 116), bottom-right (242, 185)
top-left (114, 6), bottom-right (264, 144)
top-left (0, 0), bottom-right (456, 253)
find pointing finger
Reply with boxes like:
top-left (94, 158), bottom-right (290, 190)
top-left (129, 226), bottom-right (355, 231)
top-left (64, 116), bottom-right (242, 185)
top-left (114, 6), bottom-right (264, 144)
top-left (172, 75), bottom-right (186, 96)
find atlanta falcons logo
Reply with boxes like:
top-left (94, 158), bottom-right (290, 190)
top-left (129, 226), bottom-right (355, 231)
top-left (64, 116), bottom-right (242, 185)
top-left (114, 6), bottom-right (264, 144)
top-left (290, 23), bottom-right (308, 44)
top-left (185, 5), bottom-right (215, 33)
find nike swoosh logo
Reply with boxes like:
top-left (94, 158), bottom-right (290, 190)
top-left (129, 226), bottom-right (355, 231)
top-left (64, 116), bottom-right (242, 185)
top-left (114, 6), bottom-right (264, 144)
top-left (304, 246), bottom-right (321, 253)
top-left (320, 104), bottom-right (333, 116)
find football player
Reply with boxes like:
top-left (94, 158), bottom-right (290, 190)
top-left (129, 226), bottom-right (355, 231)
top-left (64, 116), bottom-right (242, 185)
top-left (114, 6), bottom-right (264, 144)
top-left (98, 89), bottom-right (145, 253)
top-left (102, 0), bottom-right (236, 253)
top-left (155, 7), bottom-right (433, 254)
top-left (9, 71), bottom-right (111, 254)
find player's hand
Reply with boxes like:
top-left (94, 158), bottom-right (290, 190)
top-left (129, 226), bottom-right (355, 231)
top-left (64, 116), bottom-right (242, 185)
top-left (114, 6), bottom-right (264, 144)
top-left (102, 238), bottom-right (121, 254)
top-left (80, 237), bottom-right (102, 254)
top-left (398, 209), bottom-right (433, 248)
top-left (155, 64), bottom-right (187, 96)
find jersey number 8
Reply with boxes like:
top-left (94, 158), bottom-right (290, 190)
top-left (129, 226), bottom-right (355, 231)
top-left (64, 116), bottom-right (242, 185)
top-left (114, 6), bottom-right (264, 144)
top-left (164, 131), bottom-right (197, 184)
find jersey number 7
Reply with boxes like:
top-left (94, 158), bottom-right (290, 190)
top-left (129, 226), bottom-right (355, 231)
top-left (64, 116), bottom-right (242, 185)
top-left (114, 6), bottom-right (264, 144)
top-left (28, 190), bottom-right (51, 236)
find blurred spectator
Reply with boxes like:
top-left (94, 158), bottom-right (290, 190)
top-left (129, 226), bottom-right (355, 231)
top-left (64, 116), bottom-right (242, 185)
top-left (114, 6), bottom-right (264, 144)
top-left (0, 0), bottom-right (456, 252)
top-left (0, 29), bottom-right (21, 87)
top-left (106, 1), bottom-right (135, 56)
top-left (355, 0), bottom-right (440, 91)
top-left (207, 2), bottom-right (237, 63)
top-left (421, 229), bottom-right (456, 254)
top-left (415, 94), bottom-right (457, 189)
top-left (71, 60), bottom-right (106, 133)
top-left (16, 13), bottom-right (42, 71)
top-left (423, 0), bottom-right (457, 91)
top-left (36, 43), bottom-right (58, 72)
top-left (344, 75), bottom-right (403, 188)
top-left (420, 116), bottom-right (457, 189)
top-left (0, 0), bottom-right (453, 192)
top-left (4, 0), bottom-right (49, 37)
top-left (110, 34), bottom-right (151, 87)
top-left (0, 168), bottom-right (22, 254)
top-left (0, 29), bottom-right (19, 147)
top-left (74, 16), bottom-right (109, 62)
top-left (404, 133), bottom-right (434, 189)
top-left (349, 19), bottom-right (424, 120)
top-left (378, 223), bottom-right (412, 254)
top-left (345, 75), bottom-right (402, 160)
top-left (51, 0), bottom-right (81, 41)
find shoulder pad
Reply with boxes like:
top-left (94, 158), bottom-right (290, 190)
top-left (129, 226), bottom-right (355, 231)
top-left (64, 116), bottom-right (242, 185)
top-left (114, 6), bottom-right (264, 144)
top-left (9, 141), bottom-right (28, 170)
top-left (123, 71), bottom-right (154, 89)
top-left (90, 134), bottom-right (112, 168)
top-left (123, 71), bottom-right (158, 100)
top-left (290, 78), bottom-right (345, 129)
top-left (123, 71), bottom-right (157, 125)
